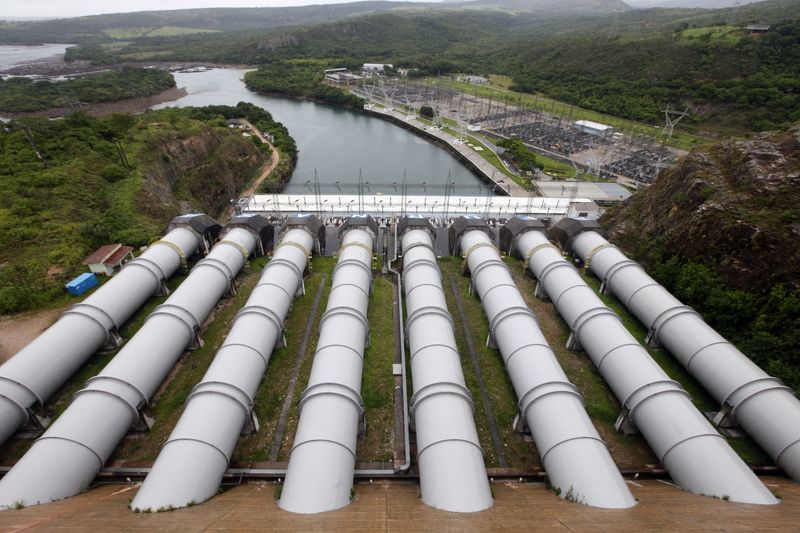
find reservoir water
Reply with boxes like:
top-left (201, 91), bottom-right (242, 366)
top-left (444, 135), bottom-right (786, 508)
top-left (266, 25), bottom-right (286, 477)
top-left (0, 43), bottom-right (71, 73)
top-left (0, 44), bottom-right (487, 194)
top-left (154, 69), bottom-right (487, 194)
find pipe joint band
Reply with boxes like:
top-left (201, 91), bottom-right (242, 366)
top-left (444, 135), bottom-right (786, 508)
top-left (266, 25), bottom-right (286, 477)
top-left (148, 303), bottom-right (201, 340)
top-left (194, 256), bottom-right (235, 285)
top-left (523, 240), bottom-right (559, 270)
top-left (259, 281), bottom-right (296, 304)
top-left (37, 435), bottom-right (105, 469)
top-left (582, 241), bottom-right (617, 265)
top-left (596, 342), bottom-right (643, 370)
top-left (659, 432), bottom-right (727, 465)
top-left (263, 257), bottom-right (304, 287)
top-left (152, 238), bottom-right (187, 267)
top-left (776, 437), bottom-right (800, 468)
top-left (648, 305), bottom-right (699, 344)
top-left (406, 305), bottom-right (455, 336)
top-left (338, 240), bottom-right (373, 255)
top-left (0, 376), bottom-right (43, 408)
top-left (621, 379), bottom-right (689, 423)
top-left (217, 342), bottom-right (270, 367)
top-left (290, 437), bottom-right (357, 460)
top-left (489, 305), bottom-right (538, 336)
top-left (83, 375), bottom-right (148, 414)
top-left (314, 342), bottom-right (364, 362)
top-left (401, 239), bottom-right (435, 255)
top-left (62, 302), bottom-right (118, 344)
top-left (217, 237), bottom-right (251, 260)
top-left (535, 260), bottom-right (577, 289)
top-left (72, 387), bottom-right (141, 426)
top-left (122, 256), bottom-right (167, 288)
top-left (161, 437), bottom-right (231, 464)
top-left (319, 306), bottom-right (369, 339)
top-left (553, 283), bottom-right (589, 310)
top-left (469, 256), bottom-right (509, 281)
top-left (503, 342), bottom-right (554, 368)
top-left (188, 381), bottom-right (254, 419)
top-left (721, 376), bottom-right (792, 417)
top-left (234, 306), bottom-right (285, 356)
top-left (401, 257), bottom-right (440, 281)
top-left (461, 240), bottom-right (496, 264)
top-left (334, 257), bottom-right (373, 281)
top-left (569, 307), bottom-right (620, 344)
top-left (409, 343), bottom-right (460, 363)
top-left (299, 382), bottom-right (364, 418)
top-left (623, 281), bottom-right (662, 310)
top-left (600, 258), bottom-right (640, 293)
top-left (477, 281), bottom-right (518, 303)
top-left (404, 281), bottom-right (445, 300)
top-left (518, 380), bottom-right (583, 420)
top-left (0, 387), bottom-right (33, 425)
top-left (684, 341), bottom-right (731, 371)
top-left (275, 239), bottom-right (311, 257)
top-left (410, 381), bottom-right (474, 421)
top-left (416, 437), bottom-right (484, 459)
top-left (331, 281), bottom-right (371, 299)
top-left (540, 435), bottom-right (608, 466)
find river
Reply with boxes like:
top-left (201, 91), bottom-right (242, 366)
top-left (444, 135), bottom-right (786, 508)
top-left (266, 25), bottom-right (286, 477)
top-left (0, 44), bottom-right (487, 194)
top-left (153, 69), bottom-right (488, 194)
top-left (0, 43), bottom-right (71, 74)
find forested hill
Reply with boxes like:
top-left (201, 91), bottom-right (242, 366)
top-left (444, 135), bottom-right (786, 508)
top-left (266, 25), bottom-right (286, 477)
top-left (0, 67), bottom-right (174, 113)
top-left (0, 0), bottom-right (626, 44)
top-left (602, 122), bottom-right (800, 390)
top-left (7, 0), bottom-right (798, 134)
top-left (63, 0), bottom-right (796, 134)
top-left (0, 3), bottom-right (427, 43)
top-left (0, 106), bottom-right (276, 314)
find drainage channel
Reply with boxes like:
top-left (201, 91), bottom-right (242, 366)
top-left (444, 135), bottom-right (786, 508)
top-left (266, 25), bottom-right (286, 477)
top-left (267, 273), bottom-right (327, 462)
top-left (448, 275), bottom-right (508, 468)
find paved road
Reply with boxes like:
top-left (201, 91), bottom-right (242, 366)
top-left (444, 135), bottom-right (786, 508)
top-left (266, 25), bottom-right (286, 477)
top-left (374, 107), bottom-right (530, 197)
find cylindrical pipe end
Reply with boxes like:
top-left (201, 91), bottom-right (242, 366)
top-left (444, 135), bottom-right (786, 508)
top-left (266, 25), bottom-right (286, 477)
top-left (543, 438), bottom-right (636, 509)
top-left (0, 397), bottom-right (29, 446)
top-left (279, 443), bottom-right (356, 514)
top-left (131, 441), bottom-right (229, 511)
top-left (663, 436), bottom-right (778, 505)
top-left (0, 438), bottom-right (100, 510)
top-left (418, 442), bottom-right (493, 512)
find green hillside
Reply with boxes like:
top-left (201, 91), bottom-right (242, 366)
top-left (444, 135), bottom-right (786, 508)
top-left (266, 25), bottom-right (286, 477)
top-left (0, 67), bottom-right (174, 113)
top-left (56, 0), bottom-right (798, 134)
top-left (0, 107), bottom-right (272, 314)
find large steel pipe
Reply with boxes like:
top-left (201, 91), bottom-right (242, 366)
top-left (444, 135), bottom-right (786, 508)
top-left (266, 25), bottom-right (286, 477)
top-left (459, 226), bottom-right (635, 508)
top-left (570, 226), bottom-right (800, 482)
top-left (0, 216), bottom-right (211, 446)
top-left (131, 220), bottom-right (316, 511)
top-left (279, 216), bottom-right (375, 514)
top-left (400, 220), bottom-right (492, 512)
top-left (509, 220), bottom-right (776, 505)
top-left (0, 222), bottom-right (259, 509)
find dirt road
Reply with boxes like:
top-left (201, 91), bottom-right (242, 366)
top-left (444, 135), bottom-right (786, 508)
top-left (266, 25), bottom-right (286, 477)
top-left (0, 307), bottom-right (63, 363)
top-left (239, 119), bottom-right (280, 197)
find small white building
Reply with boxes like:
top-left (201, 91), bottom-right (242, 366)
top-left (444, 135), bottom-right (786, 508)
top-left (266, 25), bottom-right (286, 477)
top-left (459, 75), bottom-right (489, 85)
top-left (574, 120), bottom-right (614, 136)
top-left (325, 71), bottom-right (364, 85)
top-left (83, 244), bottom-right (134, 276)
top-left (362, 63), bottom-right (393, 73)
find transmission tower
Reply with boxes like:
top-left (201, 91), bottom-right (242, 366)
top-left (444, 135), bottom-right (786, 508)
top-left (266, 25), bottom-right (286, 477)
top-left (662, 107), bottom-right (689, 139)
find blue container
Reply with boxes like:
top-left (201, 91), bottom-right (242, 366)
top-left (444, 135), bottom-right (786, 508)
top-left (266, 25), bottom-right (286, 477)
top-left (65, 272), bottom-right (98, 296)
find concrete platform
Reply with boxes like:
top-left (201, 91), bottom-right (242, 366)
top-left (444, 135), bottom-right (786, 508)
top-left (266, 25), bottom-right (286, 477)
top-left (0, 477), bottom-right (797, 531)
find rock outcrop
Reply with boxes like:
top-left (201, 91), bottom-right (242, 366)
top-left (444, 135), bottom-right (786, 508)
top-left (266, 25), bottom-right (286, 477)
top-left (605, 125), bottom-right (800, 292)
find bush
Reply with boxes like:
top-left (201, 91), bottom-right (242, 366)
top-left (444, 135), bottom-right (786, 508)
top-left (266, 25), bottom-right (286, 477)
top-left (100, 163), bottom-right (128, 183)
